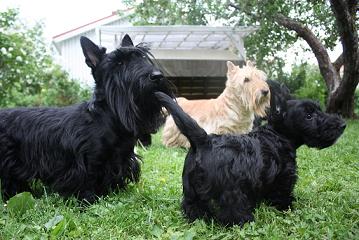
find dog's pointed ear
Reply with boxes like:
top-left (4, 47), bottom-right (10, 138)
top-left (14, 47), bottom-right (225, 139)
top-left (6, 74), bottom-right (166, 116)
top-left (80, 36), bottom-right (106, 69)
top-left (226, 61), bottom-right (237, 72)
top-left (121, 34), bottom-right (134, 47)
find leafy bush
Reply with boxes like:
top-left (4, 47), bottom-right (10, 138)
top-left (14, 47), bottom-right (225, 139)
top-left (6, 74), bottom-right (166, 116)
top-left (275, 63), bottom-right (327, 106)
top-left (0, 8), bottom-right (90, 107)
top-left (6, 65), bottom-right (91, 107)
top-left (274, 61), bottom-right (305, 94)
top-left (293, 64), bottom-right (327, 106)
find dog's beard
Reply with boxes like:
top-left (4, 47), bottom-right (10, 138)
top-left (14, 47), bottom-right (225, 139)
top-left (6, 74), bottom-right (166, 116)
top-left (307, 133), bottom-right (341, 149)
top-left (105, 74), bottom-right (172, 135)
top-left (255, 93), bottom-right (270, 117)
top-left (314, 125), bottom-right (345, 149)
top-left (245, 91), bottom-right (270, 118)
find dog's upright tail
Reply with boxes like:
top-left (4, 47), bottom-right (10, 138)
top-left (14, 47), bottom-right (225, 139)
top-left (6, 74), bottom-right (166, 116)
top-left (155, 92), bottom-right (208, 148)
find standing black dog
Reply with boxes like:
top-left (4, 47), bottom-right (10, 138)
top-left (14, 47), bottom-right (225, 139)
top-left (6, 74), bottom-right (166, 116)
top-left (155, 88), bottom-right (346, 226)
top-left (0, 35), bottom-right (173, 203)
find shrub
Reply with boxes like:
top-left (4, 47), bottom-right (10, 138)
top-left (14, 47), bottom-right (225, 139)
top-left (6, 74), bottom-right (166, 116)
top-left (293, 64), bottom-right (327, 107)
top-left (274, 63), bottom-right (327, 106)
top-left (0, 8), bottom-right (90, 108)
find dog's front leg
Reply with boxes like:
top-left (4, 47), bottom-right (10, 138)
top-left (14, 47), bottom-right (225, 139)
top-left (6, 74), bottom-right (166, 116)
top-left (75, 176), bottom-right (99, 204)
top-left (181, 197), bottom-right (212, 222)
top-left (216, 189), bottom-right (255, 227)
top-left (265, 164), bottom-right (297, 211)
top-left (77, 189), bottom-right (98, 204)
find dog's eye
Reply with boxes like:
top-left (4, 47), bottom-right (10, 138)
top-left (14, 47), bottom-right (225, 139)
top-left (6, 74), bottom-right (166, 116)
top-left (306, 114), bottom-right (313, 120)
top-left (117, 61), bottom-right (122, 65)
top-left (244, 77), bottom-right (250, 83)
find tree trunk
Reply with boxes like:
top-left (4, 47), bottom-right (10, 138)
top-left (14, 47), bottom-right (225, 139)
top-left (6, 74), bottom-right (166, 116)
top-left (326, 86), bottom-right (356, 117)
top-left (275, 14), bottom-right (341, 93)
top-left (326, 0), bottom-right (359, 118)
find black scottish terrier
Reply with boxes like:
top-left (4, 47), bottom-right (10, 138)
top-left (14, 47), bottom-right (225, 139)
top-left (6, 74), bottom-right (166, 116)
top-left (0, 35), bottom-right (173, 203)
top-left (155, 84), bottom-right (346, 226)
top-left (253, 79), bottom-right (292, 128)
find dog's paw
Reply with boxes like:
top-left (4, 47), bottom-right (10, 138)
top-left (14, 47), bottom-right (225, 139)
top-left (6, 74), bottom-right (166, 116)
top-left (78, 190), bottom-right (98, 205)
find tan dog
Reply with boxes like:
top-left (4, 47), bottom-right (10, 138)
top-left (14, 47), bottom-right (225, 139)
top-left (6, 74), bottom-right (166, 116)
top-left (162, 61), bottom-right (270, 148)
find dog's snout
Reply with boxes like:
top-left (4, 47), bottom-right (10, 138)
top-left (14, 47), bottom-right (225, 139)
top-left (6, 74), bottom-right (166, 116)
top-left (261, 89), bottom-right (269, 96)
top-left (339, 122), bottom-right (346, 130)
top-left (150, 71), bottom-right (163, 81)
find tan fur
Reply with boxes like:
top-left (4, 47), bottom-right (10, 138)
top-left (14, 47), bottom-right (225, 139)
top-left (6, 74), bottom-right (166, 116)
top-left (162, 61), bottom-right (270, 148)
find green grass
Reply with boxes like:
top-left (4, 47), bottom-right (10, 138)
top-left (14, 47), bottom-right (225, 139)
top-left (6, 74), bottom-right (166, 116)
top-left (1, 121), bottom-right (358, 239)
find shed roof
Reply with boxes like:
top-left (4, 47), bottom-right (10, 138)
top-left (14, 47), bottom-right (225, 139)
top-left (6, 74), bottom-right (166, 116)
top-left (98, 25), bottom-right (257, 60)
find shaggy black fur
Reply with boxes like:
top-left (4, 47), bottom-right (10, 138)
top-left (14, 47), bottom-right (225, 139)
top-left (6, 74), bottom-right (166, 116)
top-left (155, 88), bottom-right (346, 226)
top-left (0, 35), bottom-right (173, 203)
top-left (137, 133), bottom-right (152, 147)
top-left (253, 79), bottom-right (292, 128)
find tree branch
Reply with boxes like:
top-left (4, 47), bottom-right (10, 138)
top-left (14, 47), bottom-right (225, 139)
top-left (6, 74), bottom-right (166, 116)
top-left (228, 2), bottom-right (240, 11)
top-left (332, 53), bottom-right (344, 72)
top-left (275, 14), bottom-right (340, 92)
top-left (227, 2), bottom-right (260, 21)
top-left (329, 0), bottom-right (359, 93)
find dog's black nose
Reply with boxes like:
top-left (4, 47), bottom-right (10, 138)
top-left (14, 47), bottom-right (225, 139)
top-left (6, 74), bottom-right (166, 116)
top-left (340, 122), bottom-right (346, 130)
top-left (261, 90), bottom-right (269, 96)
top-left (150, 71), bottom-right (163, 81)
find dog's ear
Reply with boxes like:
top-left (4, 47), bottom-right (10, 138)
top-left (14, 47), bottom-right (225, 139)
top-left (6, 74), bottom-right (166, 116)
top-left (121, 34), bottom-right (134, 47)
top-left (226, 61), bottom-right (237, 73)
top-left (80, 36), bottom-right (106, 69)
top-left (279, 83), bottom-right (291, 98)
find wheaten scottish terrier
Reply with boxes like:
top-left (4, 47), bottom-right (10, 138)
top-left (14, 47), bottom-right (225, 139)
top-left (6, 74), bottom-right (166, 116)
top-left (162, 61), bottom-right (270, 148)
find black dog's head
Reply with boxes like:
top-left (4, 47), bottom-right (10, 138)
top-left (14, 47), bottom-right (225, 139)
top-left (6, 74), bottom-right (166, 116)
top-left (276, 100), bottom-right (346, 149)
top-left (80, 35), bottom-right (173, 135)
top-left (266, 80), bottom-right (291, 125)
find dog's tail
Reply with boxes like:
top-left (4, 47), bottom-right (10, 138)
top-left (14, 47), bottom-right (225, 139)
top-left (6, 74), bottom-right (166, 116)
top-left (155, 92), bottom-right (208, 148)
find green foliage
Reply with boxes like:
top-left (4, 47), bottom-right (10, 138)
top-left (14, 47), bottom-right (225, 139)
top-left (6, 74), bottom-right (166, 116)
top-left (277, 64), bottom-right (304, 94)
top-left (231, 0), bottom-right (339, 76)
top-left (44, 214), bottom-right (77, 239)
top-left (278, 63), bottom-right (327, 106)
top-left (39, 65), bottom-right (91, 107)
top-left (1, 123), bottom-right (359, 239)
top-left (293, 65), bottom-right (327, 106)
top-left (0, 8), bottom-right (90, 107)
top-left (124, 0), bottom-right (214, 25)
top-left (7, 192), bottom-right (35, 216)
top-left (5, 64), bottom-right (91, 107)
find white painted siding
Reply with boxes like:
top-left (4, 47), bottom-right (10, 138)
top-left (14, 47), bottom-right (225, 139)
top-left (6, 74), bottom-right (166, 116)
top-left (54, 18), bottom-right (129, 86)
top-left (56, 30), bottom-right (95, 86)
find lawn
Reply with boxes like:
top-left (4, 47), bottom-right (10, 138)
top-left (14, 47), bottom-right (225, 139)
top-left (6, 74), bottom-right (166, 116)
top-left (1, 121), bottom-right (358, 239)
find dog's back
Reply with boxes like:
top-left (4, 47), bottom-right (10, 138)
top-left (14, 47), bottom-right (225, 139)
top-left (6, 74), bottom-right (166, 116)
top-left (162, 61), bottom-right (270, 148)
top-left (176, 97), bottom-right (227, 128)
top-left (0, 102), bottom-right (139, 200)
top-left (155, 92), bottom-right (208, 149)
top-left (163, 96), bottom-right (226, 148)
top-left (0, 104), bottom-right (94, 181)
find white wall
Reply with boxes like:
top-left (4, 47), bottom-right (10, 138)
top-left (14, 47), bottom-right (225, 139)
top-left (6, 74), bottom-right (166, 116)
top-left (56, 30), bottom-right (96, 86)
top-left (54, 18), bottom-right (129, 86)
